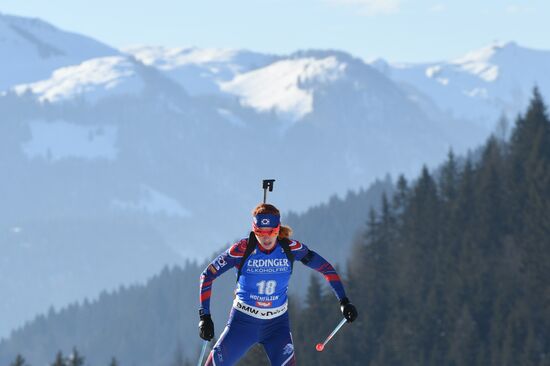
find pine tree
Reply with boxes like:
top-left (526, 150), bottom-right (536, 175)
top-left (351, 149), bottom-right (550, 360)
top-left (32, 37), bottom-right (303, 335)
top-left (292, 274), bottom-right (335, 366)
top-left (448, 306), bottom-right (481, 366)
top-left (392, 174), bottom-right (409, 216)
top-left (439, 149), bottom-right (459, 205)
top-left (51, 351), bottom-right (66, 366)
top-left (67, 347), bottom-right (85, 366)
top-left (507, 88), bottom-right (550, 229)
top-left (10, 354), bottom-right (28, 366)
top-left (495, 113), bottom-right (511, 142)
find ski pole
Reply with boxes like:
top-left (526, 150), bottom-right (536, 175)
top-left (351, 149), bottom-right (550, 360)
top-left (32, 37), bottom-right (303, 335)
top-left (197, 340), bottom-right (209, 366)
top-left (262, 179), bottom-right (275, 203)
top-left (315, 318), bottom-right (347, 352)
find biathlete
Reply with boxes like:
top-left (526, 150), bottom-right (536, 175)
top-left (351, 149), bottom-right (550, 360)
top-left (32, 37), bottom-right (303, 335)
top-left (198, 203), bottom-right (358, 365)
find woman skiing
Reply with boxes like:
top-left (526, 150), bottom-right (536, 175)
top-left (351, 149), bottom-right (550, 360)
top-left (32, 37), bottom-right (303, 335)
top-left (198, 202), bottom-right (358, 365)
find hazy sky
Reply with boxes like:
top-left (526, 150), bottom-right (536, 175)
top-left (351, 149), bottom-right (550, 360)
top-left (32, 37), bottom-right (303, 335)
top-left (2, 0), bottom-right (549, 62)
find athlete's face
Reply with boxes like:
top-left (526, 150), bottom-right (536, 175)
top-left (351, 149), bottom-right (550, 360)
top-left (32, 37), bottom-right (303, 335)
top-left (255, 234), bottom-right (277, 250)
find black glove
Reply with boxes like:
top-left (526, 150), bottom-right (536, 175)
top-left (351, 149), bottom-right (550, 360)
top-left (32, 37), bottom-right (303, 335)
top-left (340, 297), bottom-right (358, 323)
top-left (198, 313), bottom-right (214, 341)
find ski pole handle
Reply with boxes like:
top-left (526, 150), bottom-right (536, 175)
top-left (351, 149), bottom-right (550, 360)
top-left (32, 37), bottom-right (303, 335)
top-left (316, 318), bottom-right (347, 352)
top-left (197, 340), bottom-right (209, 366)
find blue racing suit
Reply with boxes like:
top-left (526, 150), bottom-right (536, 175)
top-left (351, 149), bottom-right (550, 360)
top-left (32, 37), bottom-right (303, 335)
top-left (199, 238), bottom-right (346, 365)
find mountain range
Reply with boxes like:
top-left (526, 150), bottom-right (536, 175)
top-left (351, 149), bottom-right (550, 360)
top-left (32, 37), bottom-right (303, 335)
top-left (1, 12), bottom-right (548, 340)
top-left (370, 41), bottom-right (550, 130)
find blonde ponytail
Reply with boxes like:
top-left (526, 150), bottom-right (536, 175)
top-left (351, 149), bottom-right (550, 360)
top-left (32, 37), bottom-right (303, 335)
top-left (278, 225), bottom-right (293, 239)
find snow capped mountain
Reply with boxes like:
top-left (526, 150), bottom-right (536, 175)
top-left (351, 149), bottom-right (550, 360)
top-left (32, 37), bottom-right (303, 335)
top-left (13, 56), bottom-right (147, 103)
top-left (2, 12), bottom-right (550, 343)
top-left (371, 42), bottom-right (550, 130)
top-left (220, 55), bottom-right (347, 121)
top-left (0, 13), bottom-right (118, 91)
top-left (124, 46), bottom-right (277, 95)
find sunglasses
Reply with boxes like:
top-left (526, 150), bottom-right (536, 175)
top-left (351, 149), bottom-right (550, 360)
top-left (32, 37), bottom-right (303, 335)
top-left (253, 224), bottom-right (280, 237)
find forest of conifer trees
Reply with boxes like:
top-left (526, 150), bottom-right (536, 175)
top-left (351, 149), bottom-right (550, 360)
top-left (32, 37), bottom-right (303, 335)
top-left (8, 91), bottom-right (550, 365)
top-left (238, 90), bottom-right (550, 366)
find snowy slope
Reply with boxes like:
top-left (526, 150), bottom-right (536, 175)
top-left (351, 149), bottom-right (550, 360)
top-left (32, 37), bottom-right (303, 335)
top-left (220, 55), bottom-right (347, 121)
top-left (13, 56), bottom-right (147, 103)
top-left (371, 42), bottom-right (550, 129)
top-left (0, 13), bottom-right (119, 90)
top-left (124, 46), bottom-right (277, 95)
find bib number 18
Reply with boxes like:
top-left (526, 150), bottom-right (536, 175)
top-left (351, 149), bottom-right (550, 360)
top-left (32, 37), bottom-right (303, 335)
top-left (256, 280), bottom-right (277, 295)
